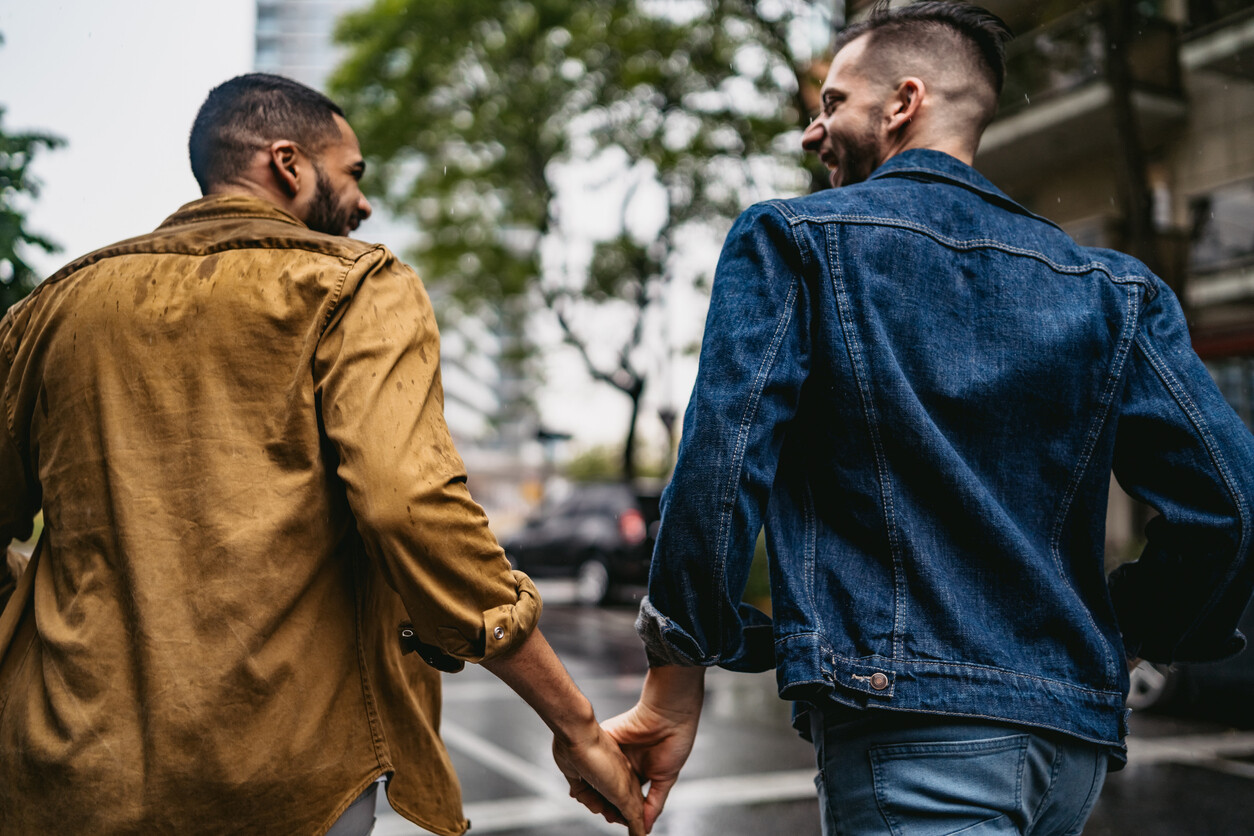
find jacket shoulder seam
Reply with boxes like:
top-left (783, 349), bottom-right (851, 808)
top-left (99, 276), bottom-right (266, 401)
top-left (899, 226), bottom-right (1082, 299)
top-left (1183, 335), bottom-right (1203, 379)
top-left (781, 211), bottom-right (1158, 288)
top-left (320, 245), bottom-right (389, 334)
top-left (42, 235), bottom-right (368, 289)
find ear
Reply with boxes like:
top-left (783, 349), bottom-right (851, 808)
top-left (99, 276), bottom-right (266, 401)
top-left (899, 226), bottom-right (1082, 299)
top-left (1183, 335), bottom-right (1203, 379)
top-left (268, 140), bottom-right (303, 198)
top-left (885, 77), bottom-right (925, 133)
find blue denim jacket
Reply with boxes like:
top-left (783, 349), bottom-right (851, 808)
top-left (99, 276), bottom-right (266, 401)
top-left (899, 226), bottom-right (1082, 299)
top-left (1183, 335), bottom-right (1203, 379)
top-left (638, 150), bottom-right (1254, 759)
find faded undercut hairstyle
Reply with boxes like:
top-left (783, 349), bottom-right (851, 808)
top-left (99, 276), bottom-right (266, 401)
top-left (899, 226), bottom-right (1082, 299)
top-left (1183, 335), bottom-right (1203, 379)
top-left (188, 73), bottom-right (346, 195)
top-left (834, 2), bottom-right (1013, 111)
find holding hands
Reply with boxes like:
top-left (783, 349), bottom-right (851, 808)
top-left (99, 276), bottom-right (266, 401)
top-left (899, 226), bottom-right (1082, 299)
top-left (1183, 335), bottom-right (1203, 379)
top-left (484, 625), bottom-right (706, 834)
top-left (599, 666), bottom-right (707, 833)
top-left (483, 628), bottom-right (646, 835)
top-left (551, 718), bottom-right (647, 835)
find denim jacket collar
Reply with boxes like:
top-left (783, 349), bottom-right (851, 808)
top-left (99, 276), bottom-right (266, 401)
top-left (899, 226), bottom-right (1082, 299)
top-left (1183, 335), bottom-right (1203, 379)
top-left (869, 149), bottom-right (1060, 229)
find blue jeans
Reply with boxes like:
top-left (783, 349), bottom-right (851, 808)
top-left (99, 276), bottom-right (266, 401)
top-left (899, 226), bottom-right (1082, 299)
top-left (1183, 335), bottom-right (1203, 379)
top-left (809, 706), bottom-right (1107, 836)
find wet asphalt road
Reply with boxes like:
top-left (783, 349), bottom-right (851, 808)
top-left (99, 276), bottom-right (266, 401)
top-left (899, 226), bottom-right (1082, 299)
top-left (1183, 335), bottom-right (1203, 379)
top-left (376, 584), bottom-right (1254, 836)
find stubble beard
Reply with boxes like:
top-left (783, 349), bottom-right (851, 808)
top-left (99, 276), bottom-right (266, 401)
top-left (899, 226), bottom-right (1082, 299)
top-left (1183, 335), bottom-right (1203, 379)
top-left (832, 116), bottom-right (884, 189)
top-left (305, 163), bottom-right (358, 237)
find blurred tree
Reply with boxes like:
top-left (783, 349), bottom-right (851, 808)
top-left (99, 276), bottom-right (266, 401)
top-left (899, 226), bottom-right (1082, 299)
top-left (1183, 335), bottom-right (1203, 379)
top-left (0, 97), bottom-right (63, 314)
top-left (331, 0), bottom-right (829, 479)
top-left (563, 442), bottom-right (672, 482)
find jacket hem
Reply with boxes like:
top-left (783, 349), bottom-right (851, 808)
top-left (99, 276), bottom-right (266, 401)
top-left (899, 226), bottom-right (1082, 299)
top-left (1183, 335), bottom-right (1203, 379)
top-left (774, 632), bottom-right (1129, 758)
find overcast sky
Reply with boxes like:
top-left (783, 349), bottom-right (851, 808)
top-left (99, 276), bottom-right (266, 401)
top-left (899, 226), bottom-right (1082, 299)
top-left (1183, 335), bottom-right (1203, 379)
top-left (0, 0), bottom-right (255, 276)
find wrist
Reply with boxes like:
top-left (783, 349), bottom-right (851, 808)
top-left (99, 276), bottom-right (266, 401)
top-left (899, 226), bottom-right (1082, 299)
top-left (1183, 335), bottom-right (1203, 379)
top-left (641, 665), bottom-right (705, 722)
top-left (551, 694), bottom-right (599, 747)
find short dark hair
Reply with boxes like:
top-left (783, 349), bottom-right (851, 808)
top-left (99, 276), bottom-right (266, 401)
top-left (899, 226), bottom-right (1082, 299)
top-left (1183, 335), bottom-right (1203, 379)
top-left (833, 2), bottom-right (1013, 97)
top-left (188, 73), bottom-right (346, 194)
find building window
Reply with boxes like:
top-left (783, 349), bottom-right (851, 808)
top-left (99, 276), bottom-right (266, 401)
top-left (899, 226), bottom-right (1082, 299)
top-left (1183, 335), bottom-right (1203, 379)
top-left (1207, 357), bottom-right (1254, 431)
top-left (1189, 179), bottom-right (1254, 274)
top-left (256, 5), bottom-right (282, 37)
top-left (1187, 0), bottom-right (1254, 31)
top-left (255, 38), bottom-right (281, 71)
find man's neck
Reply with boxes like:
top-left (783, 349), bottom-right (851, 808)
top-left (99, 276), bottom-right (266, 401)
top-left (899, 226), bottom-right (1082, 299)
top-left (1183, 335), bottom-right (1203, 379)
top-left (882, 135), bottom-right (976, 167)
top-left (206, 179), bottom-right (297, 216)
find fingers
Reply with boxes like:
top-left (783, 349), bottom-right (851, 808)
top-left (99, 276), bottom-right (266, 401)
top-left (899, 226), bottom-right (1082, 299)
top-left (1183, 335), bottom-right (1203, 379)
top-left (569, 779), bottom-right (611, 816)
top-left (554, 730), bottom-right (647, 835)
top-left (643, 776), bottom-right (676, 833)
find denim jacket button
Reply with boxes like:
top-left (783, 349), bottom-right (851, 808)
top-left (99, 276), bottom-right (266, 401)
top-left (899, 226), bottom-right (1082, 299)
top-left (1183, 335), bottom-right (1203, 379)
top-left (493, 626), bottom-right (505, 640)
top-left (870, 672), bottom-right (889, 691)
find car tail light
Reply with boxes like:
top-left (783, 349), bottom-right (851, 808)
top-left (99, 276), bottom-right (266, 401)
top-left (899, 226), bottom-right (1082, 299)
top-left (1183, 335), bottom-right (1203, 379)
top-left (618, 507), bottom-right (647, 545)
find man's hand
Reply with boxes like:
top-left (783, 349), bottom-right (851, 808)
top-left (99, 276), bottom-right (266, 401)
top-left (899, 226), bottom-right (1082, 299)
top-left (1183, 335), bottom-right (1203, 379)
top-left (552, 721), bottom-right (645, 835)
top-left (481, 627), bottom-right (645, 835)
top-left (601, 665), bottom-right (706, 833)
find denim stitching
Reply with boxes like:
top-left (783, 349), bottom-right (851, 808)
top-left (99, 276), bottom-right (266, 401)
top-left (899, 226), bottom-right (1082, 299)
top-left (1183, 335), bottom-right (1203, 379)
top-left (1133, 331), bottom-right (1252, 624)
top-left (789, 208), bottom-right (820, 632)
top-left (802, 481), bottom-right (820, 636)
top-left (823, 647), bottom-right (1124, 697)
top-left (869, 752), bottom-right (903, 836)
top-left (781, 210), bottom-right (1154, 282)
top-left (1047, 285), bottom-right (1140, 683)
top-left (1015, 735), bottom-right (1027, 812)
top-left (1059, 745), bottom-right (1104, 836)
top-left (1136, 332), bottom-right (1251, 548)
top-left (711, 271), bottom-right (799, 654)
top-left (1025, 737), bottom-right (1064, 834)
top-left (870, 735), bottom-right (1028, 835)
top-left (825, 223), bottom-right (904, 662)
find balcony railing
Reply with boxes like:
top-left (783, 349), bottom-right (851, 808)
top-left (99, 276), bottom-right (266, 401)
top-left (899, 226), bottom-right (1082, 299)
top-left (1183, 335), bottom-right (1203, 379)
top-left (998, 5), bottom-right (1183, 118)
top-left (1185, 0), bottom-right (1254, 37)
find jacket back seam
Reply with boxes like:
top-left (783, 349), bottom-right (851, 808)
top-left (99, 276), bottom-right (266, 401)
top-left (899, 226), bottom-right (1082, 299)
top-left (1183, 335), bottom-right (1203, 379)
top-left (778, 211), bottom-right (1156, 293)
top-left (42, 237), bottom-right (367, 289)
top-left (1046, 285), bottom-right (1141, 685)
top-left (824, 223), bottom-right (905, 660)
top-left (712, 277), bottom-right (800, 660)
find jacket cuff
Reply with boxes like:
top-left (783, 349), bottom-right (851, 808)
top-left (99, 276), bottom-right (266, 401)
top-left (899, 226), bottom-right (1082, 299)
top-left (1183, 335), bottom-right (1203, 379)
top-left (478, 571), bottom-right (543, 661)
top-left (426, 570), bottom-right (542, 667)
top-left (636, 596), bottom-right (704, 667)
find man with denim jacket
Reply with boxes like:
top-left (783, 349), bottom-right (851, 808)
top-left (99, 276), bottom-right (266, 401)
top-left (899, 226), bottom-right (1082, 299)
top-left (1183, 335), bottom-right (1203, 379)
top-left (601, 4), bottom-right (1254, 835)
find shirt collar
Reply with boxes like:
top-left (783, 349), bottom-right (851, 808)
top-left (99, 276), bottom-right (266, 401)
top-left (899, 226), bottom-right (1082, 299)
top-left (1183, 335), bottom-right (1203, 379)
top-left (156, 194), bottom-right (308, 231)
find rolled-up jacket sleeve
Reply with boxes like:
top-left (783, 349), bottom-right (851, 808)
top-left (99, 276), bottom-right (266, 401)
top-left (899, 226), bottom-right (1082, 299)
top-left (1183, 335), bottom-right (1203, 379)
top-left (639, 203), bottom-right (810, 671)
top-left (1110, 280), bottom-right (1254, 664)
top-left (314, 247), bottom-right (539, 664)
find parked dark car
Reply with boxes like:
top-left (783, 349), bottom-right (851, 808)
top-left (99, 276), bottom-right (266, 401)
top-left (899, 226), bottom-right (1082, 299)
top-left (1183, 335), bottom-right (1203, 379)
top-left (502, 483), bottom-right (661, 605)
top-left (1127, 598), bottom-right (1254, 726)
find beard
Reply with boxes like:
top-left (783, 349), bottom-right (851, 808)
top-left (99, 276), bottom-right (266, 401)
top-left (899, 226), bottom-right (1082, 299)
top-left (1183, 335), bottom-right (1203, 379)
top-left (831, 115), bottom-right (883, 188)
top-left (304, 163), bottom-right (360, 236)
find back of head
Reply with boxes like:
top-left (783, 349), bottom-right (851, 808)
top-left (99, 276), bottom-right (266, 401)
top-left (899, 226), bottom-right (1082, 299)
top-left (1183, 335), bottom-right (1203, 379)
top-left (188, 73), bottom-right (345, 195)
top-left (835, 2), bottom-right (1013, 133)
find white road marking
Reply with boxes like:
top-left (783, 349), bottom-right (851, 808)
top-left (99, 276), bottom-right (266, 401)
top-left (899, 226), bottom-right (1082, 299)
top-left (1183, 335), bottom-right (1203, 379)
top-left (375, 728), bottom-right (1254, 835)
top-left (374, 768), bottom-right (818, 835)
top-left (437, 722), bottom-right (568, 799)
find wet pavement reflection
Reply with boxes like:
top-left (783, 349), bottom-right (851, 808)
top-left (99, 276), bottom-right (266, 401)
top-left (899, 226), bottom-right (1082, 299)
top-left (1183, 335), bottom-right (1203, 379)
top-left (376, 586), bottom-right (1254, 836)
